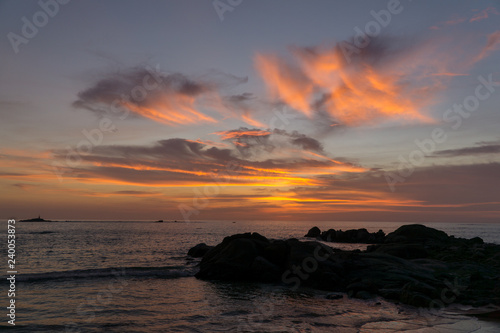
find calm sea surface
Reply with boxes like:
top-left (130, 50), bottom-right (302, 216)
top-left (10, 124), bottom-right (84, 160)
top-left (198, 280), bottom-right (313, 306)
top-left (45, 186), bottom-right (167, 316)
top-left (2, 220), bottom-right (500, 332)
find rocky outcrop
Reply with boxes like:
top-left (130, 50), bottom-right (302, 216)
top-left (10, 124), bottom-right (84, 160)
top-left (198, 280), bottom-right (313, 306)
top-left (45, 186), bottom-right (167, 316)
top-left (304, 226), bottom-right (321, 238)
top-left (187, 243), bottom-right (214, 258)
top-left (304, 226), bottom-right (385, 243)
top-left (192, 224), bottom-right (500, 309)
top-left (384, 224), bottom-right (449, 244)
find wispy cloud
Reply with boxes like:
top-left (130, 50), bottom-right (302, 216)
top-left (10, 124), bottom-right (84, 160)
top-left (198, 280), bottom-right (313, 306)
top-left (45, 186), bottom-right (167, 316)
top-left (255, 36), bottom-right (453, 126)
top-left (73, 67), bottom-right (264, 127)
top-left (429, 15), bottom-right (467, 30)
top-left (430, 7), bottom-right (499, 30)
top-left (49, 135), bottom-right (365, 188)
top-left (470, 7), bottom-right (499, 22)
top-left (475, 30), bottom-right (500, 63)
top-left (213, 128), bottom-right (271, 140)
top-left (432, 140), bottom-right (500, 158)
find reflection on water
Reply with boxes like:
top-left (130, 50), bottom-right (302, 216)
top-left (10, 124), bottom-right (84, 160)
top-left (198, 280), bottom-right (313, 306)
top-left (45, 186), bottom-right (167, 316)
top-left (18, 277), bottom-right (500, 332)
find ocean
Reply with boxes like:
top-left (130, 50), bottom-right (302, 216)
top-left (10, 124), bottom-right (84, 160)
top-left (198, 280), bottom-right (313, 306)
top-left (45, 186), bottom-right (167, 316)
top-left (3, 220), bottom-right (500, 332)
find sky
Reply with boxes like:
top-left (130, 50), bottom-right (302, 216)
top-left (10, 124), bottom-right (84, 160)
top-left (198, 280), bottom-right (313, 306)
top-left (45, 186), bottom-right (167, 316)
top-left (0, 0), bottom-right (499, 222)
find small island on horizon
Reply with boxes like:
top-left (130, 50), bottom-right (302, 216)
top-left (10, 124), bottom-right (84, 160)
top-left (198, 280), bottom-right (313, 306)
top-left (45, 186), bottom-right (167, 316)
top-left (20, 215), bottom-right (53, 222)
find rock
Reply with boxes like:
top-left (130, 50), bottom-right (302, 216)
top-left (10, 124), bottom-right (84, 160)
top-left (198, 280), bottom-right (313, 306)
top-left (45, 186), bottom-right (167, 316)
top-left (263, 240), bottom-right (289, 269)
top-left (400, 290), bottom-right (433, 307)
top-left (192, 226), bottom-right (500, 310)
top-left (321, 229), bottom-right (336, 242)
top-left (385, 224), bottom-right (449, 244)
top-left (304, 226), bottom-right (321, 238)
top-left (187, 243), bottom-right (213, 258)
top-left (320, 228), bottom-right (385, 243)
top-left (250, 256), bottom-right (281, 281)
top-left (466, 309), bottom-right (500, 319)
top-left (326, 292), bottom-right (343, 300)
top-left (469, 237), bottom-right (484, 245)
top-left (354, 291), bottom-right (373, 300)
top-left (196, 233), bottom-right (270, 281)
top-left (369, 243), bottom-right (429, 259)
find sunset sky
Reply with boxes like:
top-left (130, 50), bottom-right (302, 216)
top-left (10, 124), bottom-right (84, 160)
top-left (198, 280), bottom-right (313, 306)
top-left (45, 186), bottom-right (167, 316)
top-left (1, 0), bottom-right (499, 222)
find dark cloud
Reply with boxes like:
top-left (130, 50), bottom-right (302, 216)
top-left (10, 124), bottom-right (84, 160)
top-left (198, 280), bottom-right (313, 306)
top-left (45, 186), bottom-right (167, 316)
top-left (227, 93), bottom-right (254, 103)
top-left (274, 129), bottom-right (324, 153)
top-left (291, 136), bottom-right (323, 152)
top-left (72, 66), bottom-right (256, 126)
top-left (52, 136), bottom-right (361, 186)
top-left (214, 128), bottom-right (324, 157)
top-left (73, 68), bottom-right (212, 114)
top-left (12, 183), bottom-right (36, 190)
top-left (113, 190), bottom-right (161, 196)
top-left (433, 140), bottom-right (500, 157)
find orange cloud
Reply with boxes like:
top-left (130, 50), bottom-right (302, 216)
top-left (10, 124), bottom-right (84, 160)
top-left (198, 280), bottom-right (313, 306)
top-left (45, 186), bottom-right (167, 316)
top-left (73, 68), bottom-right (263, 127)
top-left (255, 54), bottom-right (314, 116)
top-left (185, 139), bottom-right (230, 148)
top-left (241, 114), bottom-right (267, 128)
top-left (213, 129), bottom-right (271, 140)
top-left (255, 41), bottom-right (438, 126)
top-left (120, 97), bottom-right (217, 126)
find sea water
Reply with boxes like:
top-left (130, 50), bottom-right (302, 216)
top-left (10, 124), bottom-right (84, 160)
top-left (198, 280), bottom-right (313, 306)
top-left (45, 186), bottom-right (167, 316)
top-left (3, 220), bottom-right (500, 332)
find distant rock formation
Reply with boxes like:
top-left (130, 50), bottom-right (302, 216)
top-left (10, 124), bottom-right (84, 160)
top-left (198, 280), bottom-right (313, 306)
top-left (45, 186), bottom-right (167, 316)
top-left (191, 224), bottom-right (500, 309)
top-left (304, 226), bottom-right (321, 238)
top-left (187, 243), bottom-right (213, 258)
top-left (20, 215), bottom-right (52, 222)
top-left (304, 226), bottom-right (385, 243)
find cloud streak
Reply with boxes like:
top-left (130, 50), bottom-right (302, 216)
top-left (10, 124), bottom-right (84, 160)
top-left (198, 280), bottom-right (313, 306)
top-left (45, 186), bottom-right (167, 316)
top-left (432, 140), bottom-right (500, 157)
top-left (470, 7), bottom-right (499, 22)
top-left (50, 134), bottom-right (365, 189)
top-left (475, 30), bottom-right (500, 63)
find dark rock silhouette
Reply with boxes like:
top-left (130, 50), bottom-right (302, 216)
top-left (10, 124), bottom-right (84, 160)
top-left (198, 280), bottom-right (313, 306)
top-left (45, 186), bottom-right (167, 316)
top-left (187, 243), bottom-right (214, 258)
top-left (384, 224), bottom-right (448, 243)
top-left (305, 226), bottom-right (385, 243)
top-left (304, 226), bottom-right (321, 238)
top-left (20, 215), bottom-right (52, 222)
top-left (192, 224), bottom-right (500, 309)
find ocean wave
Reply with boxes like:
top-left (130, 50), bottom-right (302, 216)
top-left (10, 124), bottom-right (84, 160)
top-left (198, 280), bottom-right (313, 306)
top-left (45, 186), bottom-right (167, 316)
top-left (9, 265), bottom-right (195, 283)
